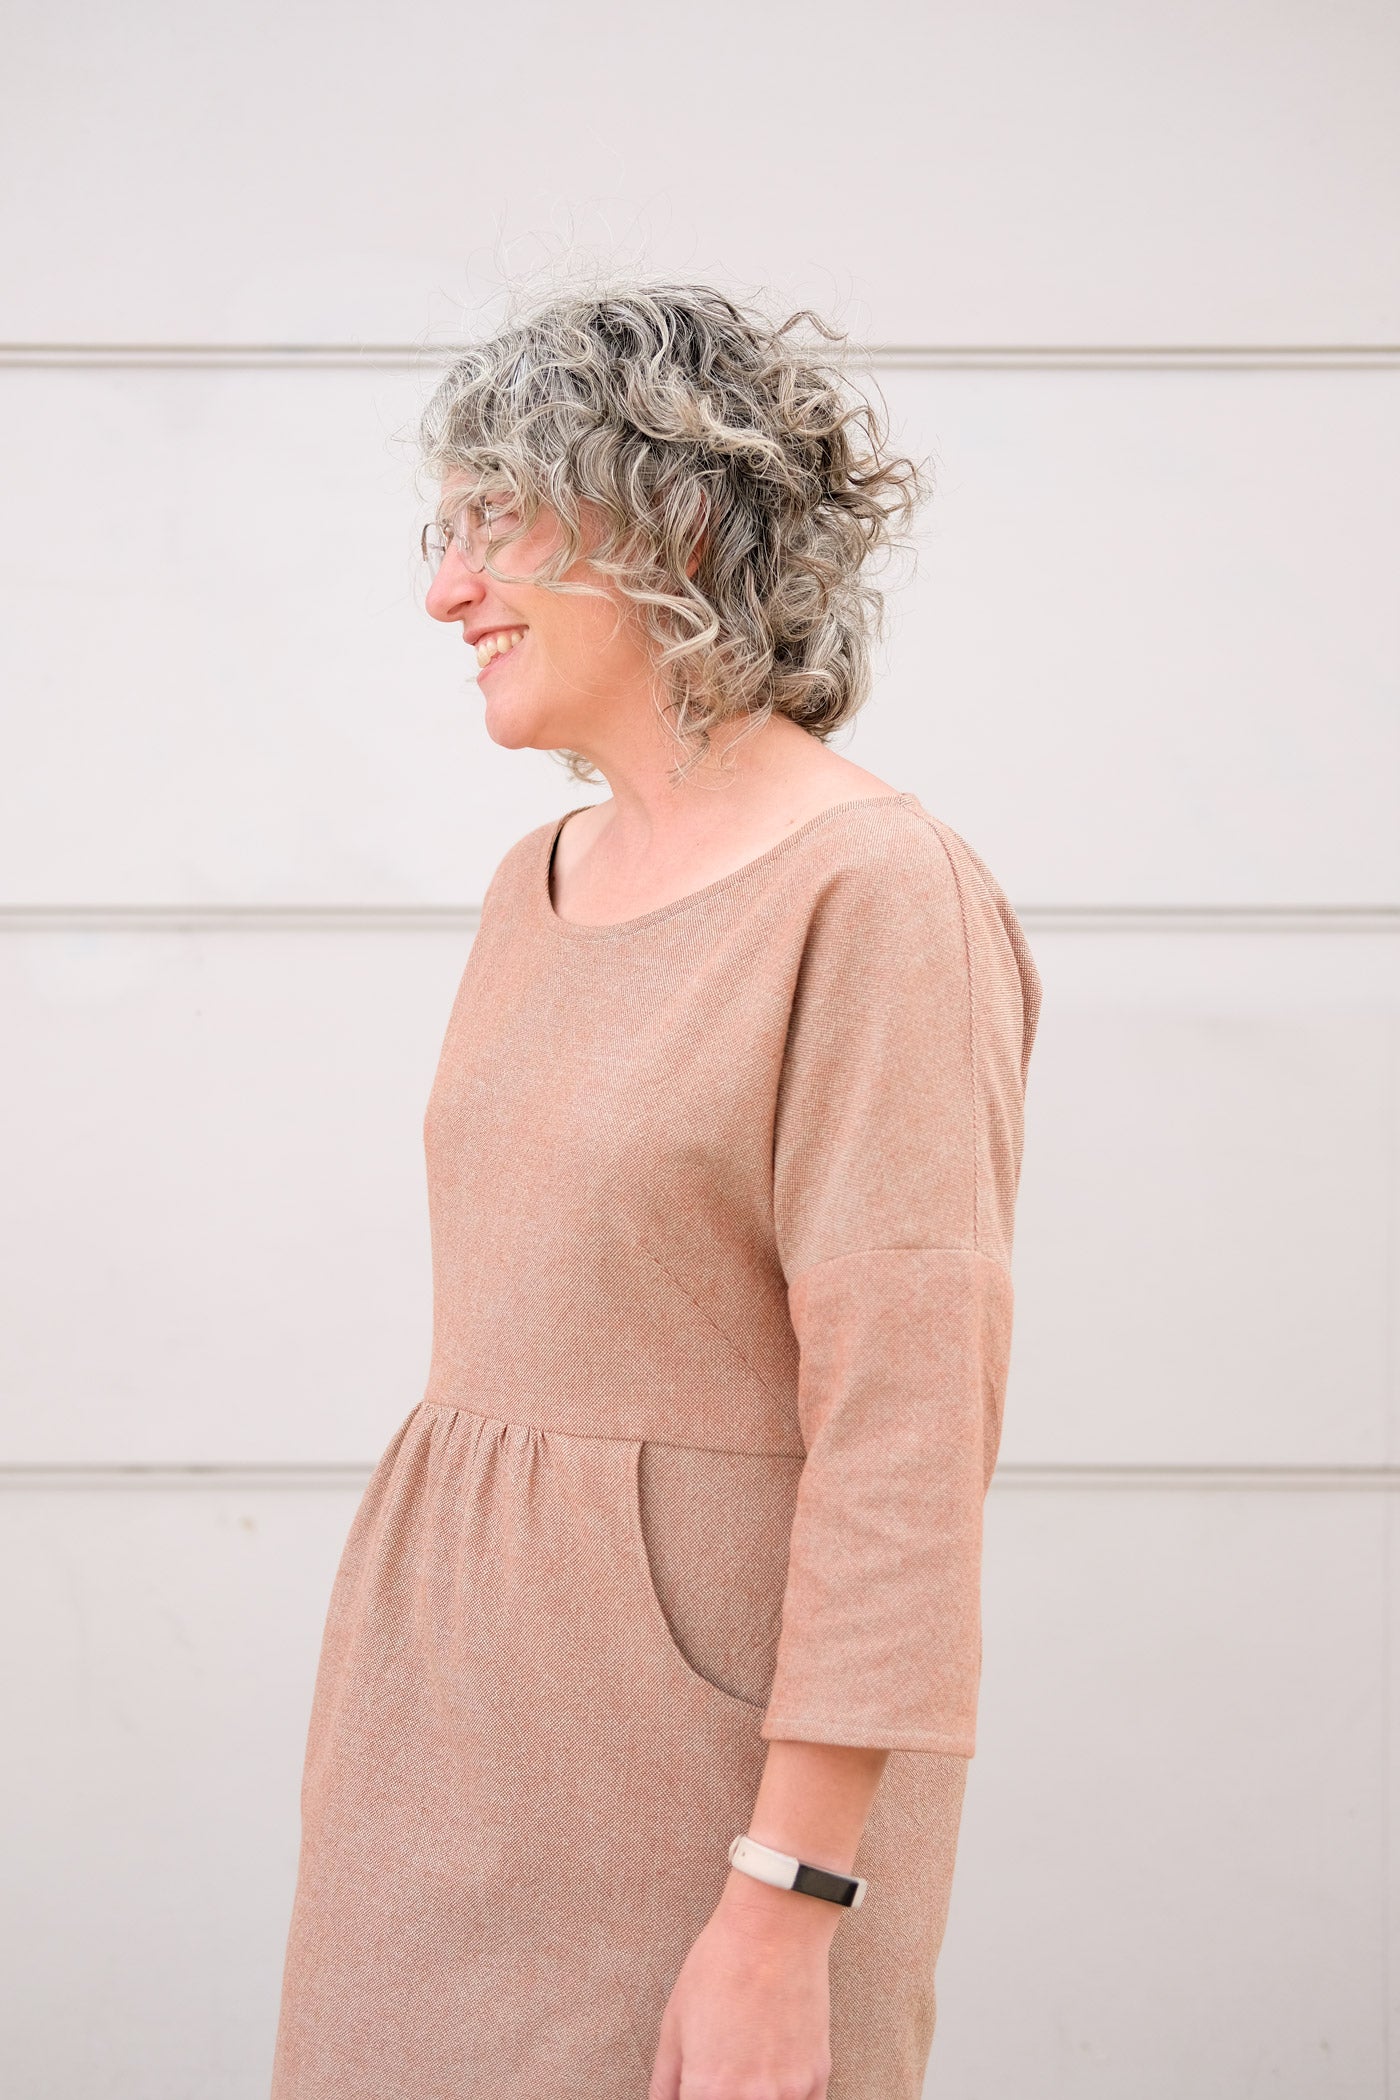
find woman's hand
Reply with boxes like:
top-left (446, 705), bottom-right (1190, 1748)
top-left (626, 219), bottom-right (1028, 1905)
top-left (647, 1869), bottom-right (838, 2100)
top-left (648, 1737), bottom-right (888, 2097)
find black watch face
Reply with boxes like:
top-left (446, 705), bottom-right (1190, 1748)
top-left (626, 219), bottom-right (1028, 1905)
top-left (791, 1863), bottom-right (859, 1907)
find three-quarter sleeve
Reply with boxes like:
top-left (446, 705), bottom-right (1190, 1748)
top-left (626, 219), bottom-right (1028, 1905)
top-left (761, 820), bottom-right (1039, 1755)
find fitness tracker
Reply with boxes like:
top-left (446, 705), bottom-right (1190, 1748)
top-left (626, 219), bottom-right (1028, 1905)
top-left (727, 1833), bottom-right (868, 1909)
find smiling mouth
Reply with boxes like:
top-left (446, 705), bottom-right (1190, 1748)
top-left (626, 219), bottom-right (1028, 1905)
top-left (475, 627), bottom-right (527, 670)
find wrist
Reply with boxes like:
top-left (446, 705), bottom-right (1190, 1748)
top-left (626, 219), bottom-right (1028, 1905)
top-left (717, 1867), bottom-right (843, 1945)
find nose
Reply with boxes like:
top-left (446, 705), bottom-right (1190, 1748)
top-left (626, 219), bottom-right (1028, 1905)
top-left (425, 547), bottom-right (486, 625)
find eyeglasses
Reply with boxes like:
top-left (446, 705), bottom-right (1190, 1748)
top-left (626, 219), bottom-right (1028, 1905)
top-left (420, 497), bottom-right (521, 578)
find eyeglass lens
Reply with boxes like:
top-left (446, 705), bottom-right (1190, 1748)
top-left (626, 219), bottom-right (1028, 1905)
top-left (422, 499), bottom-right (508, 578)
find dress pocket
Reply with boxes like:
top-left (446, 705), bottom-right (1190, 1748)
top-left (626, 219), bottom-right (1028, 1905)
top-left (626, 1439), bottom-right (803, 1716)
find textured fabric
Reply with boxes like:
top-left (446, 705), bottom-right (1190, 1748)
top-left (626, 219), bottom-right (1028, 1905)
top-left (270, 790), bottom-right (1042, 2099)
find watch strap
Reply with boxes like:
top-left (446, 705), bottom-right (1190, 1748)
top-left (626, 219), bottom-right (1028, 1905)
top-left (727, 1833), bottom-right (868, 1909)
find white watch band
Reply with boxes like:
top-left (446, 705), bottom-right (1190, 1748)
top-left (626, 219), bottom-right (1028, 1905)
top-left (728, 1833), bottom-right (868, 1910)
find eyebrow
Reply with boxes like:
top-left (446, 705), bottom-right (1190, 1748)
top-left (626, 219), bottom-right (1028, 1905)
top-left (435, 494), bottom-right (485, 527)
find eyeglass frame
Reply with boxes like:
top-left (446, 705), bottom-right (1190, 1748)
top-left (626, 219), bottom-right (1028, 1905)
top-left (420, 496), bottom-right (521, 579)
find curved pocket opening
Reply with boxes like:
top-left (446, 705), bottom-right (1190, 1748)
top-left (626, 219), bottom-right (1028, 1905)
top-left (625, 1439), bottom-right (802, 1717)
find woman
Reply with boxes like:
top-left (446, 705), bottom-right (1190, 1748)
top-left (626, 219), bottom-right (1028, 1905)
top-left (270, 280), bottom-right (1041, 2100)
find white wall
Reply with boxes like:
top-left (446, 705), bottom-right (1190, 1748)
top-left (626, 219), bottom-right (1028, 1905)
top-left (2, 4), bottom-right (1397, 2094)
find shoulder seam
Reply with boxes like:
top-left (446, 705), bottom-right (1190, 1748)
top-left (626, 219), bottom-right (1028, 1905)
top-left (907, 811), bottom-right (983, 1256)
top-left (785, 1243), bottom-right (1011, 1290)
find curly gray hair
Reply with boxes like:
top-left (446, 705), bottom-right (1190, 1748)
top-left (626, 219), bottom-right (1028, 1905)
top-left (418, 277), bottom-right (932, 785)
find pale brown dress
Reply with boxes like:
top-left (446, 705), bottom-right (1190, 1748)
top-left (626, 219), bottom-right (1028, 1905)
top-left (270, 790), bottom-right (1041, 2099)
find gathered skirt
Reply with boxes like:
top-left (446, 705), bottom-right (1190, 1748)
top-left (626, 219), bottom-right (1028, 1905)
top-left (269, 1396), bottom-right (971, 2099)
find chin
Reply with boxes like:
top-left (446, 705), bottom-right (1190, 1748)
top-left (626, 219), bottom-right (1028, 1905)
top-left (482, 695), bottom-right (564, 755)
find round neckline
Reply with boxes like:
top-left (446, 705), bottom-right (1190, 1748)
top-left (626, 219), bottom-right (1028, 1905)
top-left (539, 790), bottom-right (921, 940)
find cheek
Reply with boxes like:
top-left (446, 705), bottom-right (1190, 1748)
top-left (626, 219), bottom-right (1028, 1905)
top-left (527, 593), bottom-right (632, 675)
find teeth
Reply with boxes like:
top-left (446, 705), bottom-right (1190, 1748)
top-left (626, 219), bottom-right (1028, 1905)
top-left (476, 628), bottom-right (527, 667)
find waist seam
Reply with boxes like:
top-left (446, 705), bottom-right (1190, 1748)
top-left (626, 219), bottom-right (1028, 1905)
top-left (415, 1395), bottom-right (806, 1461)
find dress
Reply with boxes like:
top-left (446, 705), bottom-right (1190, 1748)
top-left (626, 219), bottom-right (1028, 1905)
top-left (270, 789), bottom-right (1042, 2100)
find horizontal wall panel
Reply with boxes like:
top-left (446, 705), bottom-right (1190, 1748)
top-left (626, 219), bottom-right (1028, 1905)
top-left (0, 1479), bottom-right (1388, 2098)
top-left (0, 360), bottom-right (575, 908)
top-left (0, 1483), bottom-right (351, 2100)
top-left (1009, 925), bottom-right (1400, 1469)
top-left (1, 362), bottom-right (1396, 906)
top-left (932, 1483), bottom-right (1393, 2098)
top-left (0, 928), bottom-right (454, 1464)
top-left (2, 922), bottom-right (1395, 1468)
top-left (860, 365), bottom-right (1400, 905)
top-left (3, 2), bottom-right (1397, 345)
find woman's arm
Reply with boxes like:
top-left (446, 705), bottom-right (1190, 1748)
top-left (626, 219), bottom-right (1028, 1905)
top-left (647, 1738), bottom-right (890, 2100)
top-left (743, 1737), bottom-right (889, 1885)
top-left (648, 835), bottom-right (1030, 2095)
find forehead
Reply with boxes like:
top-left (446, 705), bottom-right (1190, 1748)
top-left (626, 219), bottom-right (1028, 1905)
top-left (438, 471), bottom-right (489, 508)
top-left (440, 455), bottom-right (520, 494)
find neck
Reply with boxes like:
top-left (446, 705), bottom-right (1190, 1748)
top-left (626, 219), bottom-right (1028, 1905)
top-left (572, 711), bottom-right (825, 851)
